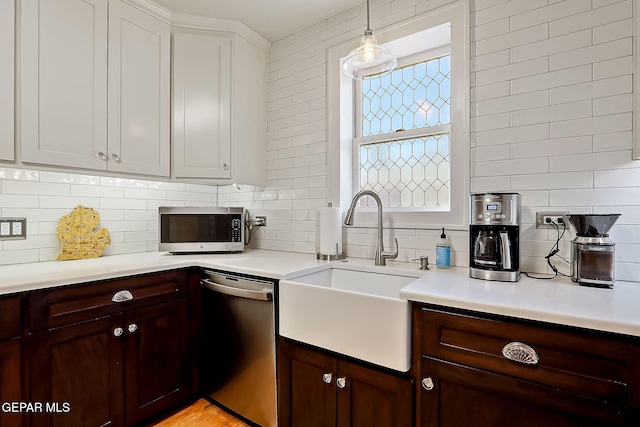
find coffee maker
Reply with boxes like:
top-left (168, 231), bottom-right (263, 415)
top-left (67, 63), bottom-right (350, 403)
top-left (469, 193), bottom-right (521, 282)
top-left (568, 214), bottom-right (620, 288)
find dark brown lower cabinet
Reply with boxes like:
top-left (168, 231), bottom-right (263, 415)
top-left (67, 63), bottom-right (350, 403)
top-left (0, 338), bottom-right (23, 427)
top-left (278, 337), bottom-right (413, 427)
top-left (27, 269), bottom-right (194, 427)
top-left (413, 304), bottom-right (640, 427)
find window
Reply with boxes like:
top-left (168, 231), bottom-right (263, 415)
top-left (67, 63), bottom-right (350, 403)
top-left (355, 52), bottom-right (451, 209)
top-left (328, 1), bottom-right (469, 229)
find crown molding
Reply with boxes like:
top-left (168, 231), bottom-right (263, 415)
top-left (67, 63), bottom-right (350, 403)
top-left (171, 13), bottom-right (271, 52)
top-left (122, 0), bottom-right (172, 24)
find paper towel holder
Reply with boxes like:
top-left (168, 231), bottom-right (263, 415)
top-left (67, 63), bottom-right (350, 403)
top-left (317, 243), bottom-right (346, 260)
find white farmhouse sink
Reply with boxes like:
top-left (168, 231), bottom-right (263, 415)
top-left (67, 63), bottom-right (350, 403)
top-left (279, 265), bottom-right (419, 372)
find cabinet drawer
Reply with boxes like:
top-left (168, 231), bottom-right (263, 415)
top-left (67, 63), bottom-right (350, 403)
top-left (29, 270), bottom-right (188, 331)
top-left (0, 296), bottom-right (22, 340)
top-left (418, 306), bottom-right (640, 407)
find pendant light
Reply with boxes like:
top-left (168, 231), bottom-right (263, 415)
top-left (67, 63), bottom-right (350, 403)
top-left (341, 0), bottom-right (397, 80)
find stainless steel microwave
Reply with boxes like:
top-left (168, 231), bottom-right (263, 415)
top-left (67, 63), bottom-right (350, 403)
top-left (158, 206), bottom-right (245, 253)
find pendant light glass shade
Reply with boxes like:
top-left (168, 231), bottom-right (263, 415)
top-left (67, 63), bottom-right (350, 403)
top-left (341, 1), bottom-right (397, 80)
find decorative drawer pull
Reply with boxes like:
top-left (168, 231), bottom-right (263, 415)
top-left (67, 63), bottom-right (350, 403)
top-left (502, 342), bottom-right (539, 365)
top-left (128, 323), bottom-right (138, 333)
top-left (336, 377), bottom-right (347, 389)
top-left (322, 373), bottom-right (333, 384)
top-left (113, 327), bottom-right (123, 337)
top-left (112, 290), bottom-right (134, 303)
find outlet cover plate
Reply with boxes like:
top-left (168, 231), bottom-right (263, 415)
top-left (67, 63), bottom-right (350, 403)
top-left (535, 211), bottom-right (570, 229)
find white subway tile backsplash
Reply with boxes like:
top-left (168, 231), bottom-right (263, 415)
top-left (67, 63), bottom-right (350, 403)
top-left (510, 29), bottom-right (592, 64)
top-left (549, 149), bottom-right (638, 172)
top-left (511, 136), bottom-right (593, 158)
top-left (593, 93), bottom-right (633, 116)
top-left (549, 0), bottom-right (631, 37)
top-left (550, 38), bottom-right (632, 71)
top-left (593, 56), bottom-right (633, 79)
top-left (512, 171), bottom-right (594, 190)
top-left (511, 64), bottom-right (593, 95)
top-left (475, 124), bottom-right (549, 147)
top-left (550, 112), bottom-right (632, 139)
top-left (510, 0), bottom-right (592, 31)
top-left (475, 23), bottom-right (548, 56)
top-left (512, 100), bottom-right (592, 127)
top-left (593, 131), bottom-right (632, 152)
top-left (550, 75), bottom-right (632, 105)
top-left (475, 56), bottom-right (548, 86)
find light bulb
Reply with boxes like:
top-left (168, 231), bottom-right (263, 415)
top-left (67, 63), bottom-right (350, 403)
top-left (360, 34), bottom-right (377, 63)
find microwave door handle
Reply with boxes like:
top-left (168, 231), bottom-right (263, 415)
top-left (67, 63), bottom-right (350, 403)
top-left (500, 231), bottom-right (511, 270)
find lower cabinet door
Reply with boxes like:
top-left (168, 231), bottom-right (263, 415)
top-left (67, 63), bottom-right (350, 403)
top-left (419, 357), bottom-right (632, 427)
top-left (337, 359), bottom-right (413, 427)
top-left (278, 338), bottom-right (338, 427)
top-left (0, 338), bottom-right (24, 427)
top-left (29, 315), bottom-right (124, 427)
top-left (124, 298), bottom-right (190, 425)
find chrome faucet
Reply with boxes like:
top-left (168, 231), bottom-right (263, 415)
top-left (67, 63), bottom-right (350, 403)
top-left (344, 190), bottom-right (398, 266)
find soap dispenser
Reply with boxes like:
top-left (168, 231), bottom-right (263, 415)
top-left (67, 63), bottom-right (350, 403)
top-left (436, 228), bottom-right (451, 269)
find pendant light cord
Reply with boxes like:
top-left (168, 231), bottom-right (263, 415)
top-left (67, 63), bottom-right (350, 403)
top-left (366, 0), bottom-right (370, 31)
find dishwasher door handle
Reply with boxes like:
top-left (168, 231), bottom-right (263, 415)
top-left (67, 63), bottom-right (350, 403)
top-left (201, 278), bottom-right (273, 301)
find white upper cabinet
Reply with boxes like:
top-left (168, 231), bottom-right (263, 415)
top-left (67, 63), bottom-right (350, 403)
top-left (0, 0), bottom-right (15, 162)
top-left (171, 18), bottom-right (268, 185)
top-left (172, 30), bottom-right (232, 179)
top-left (21, 0), bottom-right (170, 176)
top-left (108, 0), bottom-right (170, 176)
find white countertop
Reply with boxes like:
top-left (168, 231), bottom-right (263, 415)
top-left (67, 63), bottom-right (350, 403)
top-left (1, 249), bottom-right (639, 338)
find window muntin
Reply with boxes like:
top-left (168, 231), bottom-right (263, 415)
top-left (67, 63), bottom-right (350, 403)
top-left (355, 53), bottom-right (452, 209)
top-left (361, 55), bottom-right (451, 137)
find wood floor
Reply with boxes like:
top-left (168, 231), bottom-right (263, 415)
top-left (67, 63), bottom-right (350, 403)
top-left (149, 398), bottom-right (250, 427)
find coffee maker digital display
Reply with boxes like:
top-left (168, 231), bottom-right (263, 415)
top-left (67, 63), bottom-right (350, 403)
top-left (469, 193), bottom-right (521, 282)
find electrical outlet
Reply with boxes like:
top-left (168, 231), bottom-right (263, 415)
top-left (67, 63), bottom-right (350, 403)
top-left (0, 218), bottom-right (27, 240)
top-left (535, 211), bottom-right (569, 229)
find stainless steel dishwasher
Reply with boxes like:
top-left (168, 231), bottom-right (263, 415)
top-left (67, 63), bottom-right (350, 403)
top-left (200, 269), bottom-right (277, 427)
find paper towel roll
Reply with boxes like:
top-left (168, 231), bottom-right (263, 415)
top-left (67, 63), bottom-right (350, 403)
top-left (317, 207), bottom-right (342, 256)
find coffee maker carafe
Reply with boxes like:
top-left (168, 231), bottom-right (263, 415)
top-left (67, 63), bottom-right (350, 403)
top-left (469, 193), bottom-right (521, 282)
top-left (568, 214), bottom-right (620, 288)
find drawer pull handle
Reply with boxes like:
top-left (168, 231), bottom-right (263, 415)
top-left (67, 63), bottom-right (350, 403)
top-left (128, 323), bottom-right (138, 333)
top-left (112, 290), bottom-right (134, 303)
top-left (336, 377), bottom-right (347, 389)
top-left (502, 342), bottom-right (539, 365)
top-left (113, 327), bottom-right (123, 337)
top-left (421, 377), bottom-right (434, 391)
top-left (322, 373), bottom-right (333, 384)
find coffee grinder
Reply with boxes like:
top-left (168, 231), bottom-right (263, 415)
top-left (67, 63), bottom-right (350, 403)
top-left (568, 214), bottom-right (620, 288)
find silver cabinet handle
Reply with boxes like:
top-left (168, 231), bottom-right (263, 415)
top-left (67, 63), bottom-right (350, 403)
top-left (97, 151), bottom-right (107, 161)
top-left (421, 377), bottom-right (434, 391)
top-left (112, 290), bottom-right (134, 303)
top-left (336, 377), bottom-right (346, 389)
top-left (502, 342), bottom-right (539, 365)
top-left (322, 373), bottom-right (333, 384)
top-left (128, 323), bottom-right (137, 333)
top-left (111, 153), bottom-right (121, 162)
top-left (223, 163), bottom-right (229, 170)
top-left (113, 327), bottom-right (123, 337)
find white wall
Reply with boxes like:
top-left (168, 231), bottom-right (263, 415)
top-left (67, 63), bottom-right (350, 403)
top-left (253, 0), bottom-right (639, 281)
top-left (0, 167), bottom-right (263, 264)
top-left (1, 0), bottom-right (638, 282)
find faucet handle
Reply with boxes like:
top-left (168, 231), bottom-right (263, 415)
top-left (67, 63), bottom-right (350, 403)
top-left (382, 238), bottom-right (399, 261)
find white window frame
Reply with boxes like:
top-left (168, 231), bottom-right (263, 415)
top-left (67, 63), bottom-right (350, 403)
top-left (327, 1), bottom-right (470, 229)
top-left (353, 46), bottom-right (452, 208)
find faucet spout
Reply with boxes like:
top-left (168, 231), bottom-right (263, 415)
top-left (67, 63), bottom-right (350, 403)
top-left (344, 190), bottom-right (398, 266)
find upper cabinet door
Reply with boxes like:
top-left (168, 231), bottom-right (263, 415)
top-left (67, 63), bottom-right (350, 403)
top-left (108, 0), bottom-right (170, 177)
top-left (0, 0), bottom-right (15, 162)
top-left (172, 30), bottom-right (232, 179)
top-left (21, 0), bottom-right (108, 170)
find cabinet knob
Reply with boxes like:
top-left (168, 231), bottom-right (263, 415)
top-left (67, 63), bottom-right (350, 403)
top-left (97, 151), bottom-right (108, 161)
top-left (128, 323), bottom-right (138, 333)
top-left (113, 327), bottom-right (123, 337)
top-left (336, 377), bottom-right (347, 389)
top-left (223, 163), bottom-right (229, 170)
top-left (111, 153), bottom-right (121, 162)
top-left (421, 377), bottom-right (434, 391)
top-left (322, 373), bottom-right (333, 384)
